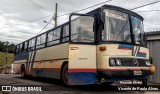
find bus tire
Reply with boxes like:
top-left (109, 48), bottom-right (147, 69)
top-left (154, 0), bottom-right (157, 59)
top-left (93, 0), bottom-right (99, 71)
top-left (21, 65), bottom-right (26, 79)
top-left (61, 64), bottom-right (68, 85)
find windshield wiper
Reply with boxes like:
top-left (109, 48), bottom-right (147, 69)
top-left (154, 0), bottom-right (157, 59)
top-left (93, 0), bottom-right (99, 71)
top-left (123, 34), bottom-right (130, 42)
top-left (115, 20), bottom-right (129, 41)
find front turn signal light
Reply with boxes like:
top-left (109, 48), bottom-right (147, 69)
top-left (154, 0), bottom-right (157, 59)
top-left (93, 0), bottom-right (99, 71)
top-left (99, 46), bottom-right (106, 51)
top-left (149, 64), bottom-right (155, 74)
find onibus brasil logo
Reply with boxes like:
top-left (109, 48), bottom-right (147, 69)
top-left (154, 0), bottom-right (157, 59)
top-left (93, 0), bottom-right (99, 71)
top-left (2, 86), bottom-right (42, 91)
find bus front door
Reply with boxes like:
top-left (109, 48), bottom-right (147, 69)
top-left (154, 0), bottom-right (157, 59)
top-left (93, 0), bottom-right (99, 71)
top-left (68, 13), bottom-right (97, 85)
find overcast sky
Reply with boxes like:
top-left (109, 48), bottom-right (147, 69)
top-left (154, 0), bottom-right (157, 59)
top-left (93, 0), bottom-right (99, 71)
top-left (0, 0), bottom-right (160, 44)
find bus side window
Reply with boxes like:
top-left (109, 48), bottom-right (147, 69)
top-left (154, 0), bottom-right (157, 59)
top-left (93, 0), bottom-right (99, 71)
top-left (28, 38), bottom-right (35, 51)
top-left (36, 36), bottom-right (41, 48)
top-left (21, 42), bottom-right (25, 53)
top-left (28, 40), bottom-right (32, 51)
top-left (47, 28), bottom-right (61, 46)
top-left (24, 41), bottom-right (28, 52)
top-left (62, 25), bottom-right (69, 42)
top-left (16, 45), bottom-right (19, 54)
top-left (19, 44), bottom-right (22, 53)
top-left (36, 33), bottom-right (46, 49)
top-left (71, 16), bottom-right (95, 42)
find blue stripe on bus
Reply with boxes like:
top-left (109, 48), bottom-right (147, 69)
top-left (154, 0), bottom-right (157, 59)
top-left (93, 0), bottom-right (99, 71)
top-left (136, 54), bottom-right (146, 58)
top-left (118, 44), bottom-right (134, 56)
top-left (118, 44), bottom-right (147, 57)
top-left (118, 44), bottom-right (134, 49)
top-left (68, 72), bottom-right (96, 85)
top-left (31, 69), bottom-right (59, 78)
top-left (136, 47), bottom-right (146, 58)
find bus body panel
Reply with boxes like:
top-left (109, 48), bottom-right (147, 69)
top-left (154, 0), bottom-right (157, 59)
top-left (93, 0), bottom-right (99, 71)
top-left (97, 44), bottom-right (149, 59)
top-left (97, 43), bottom-right (149, 69)
top-left (97, 44), bottom-right (151, 82)
top-left (31, 43), bottom-right (69, 79)
top-left (34, 43), bottom-right (69, 61)
top-left (68, 44), bottom-right (97, 85)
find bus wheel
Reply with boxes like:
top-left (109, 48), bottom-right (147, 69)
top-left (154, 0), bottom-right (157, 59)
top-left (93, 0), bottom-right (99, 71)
top-left (21, 65), bottom-right (26, 78)
top-left (142, 79), bottom-right (148, 87)
top-left (61, 64), bottom-right (68, 85)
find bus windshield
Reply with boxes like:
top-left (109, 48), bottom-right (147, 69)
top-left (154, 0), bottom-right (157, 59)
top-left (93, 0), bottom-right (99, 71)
top-left (131, 16), bottom-right (146, 46)
top-left (102, 9), bottom-right (147, 46)
top-left (102, 9), bottom-right (131, 43)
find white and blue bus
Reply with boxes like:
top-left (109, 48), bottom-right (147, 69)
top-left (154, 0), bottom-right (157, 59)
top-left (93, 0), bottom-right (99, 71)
top-left (13, 5), bottom-right (155, 86)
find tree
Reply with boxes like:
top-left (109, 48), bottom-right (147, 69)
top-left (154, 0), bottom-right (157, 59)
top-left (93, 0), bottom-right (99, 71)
top-left (0, 41), bottom-right (16, 53)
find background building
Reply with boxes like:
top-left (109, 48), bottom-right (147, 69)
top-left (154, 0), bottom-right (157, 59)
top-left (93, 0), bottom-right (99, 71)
top-left (146, 31), bottom-right (160, 84)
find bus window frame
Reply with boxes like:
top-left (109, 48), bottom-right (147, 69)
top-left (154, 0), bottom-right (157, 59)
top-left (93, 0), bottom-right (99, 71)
top-left (36, 33), bottom-right (46, 49)
top-left (62, 24), bottom-right (69, 43)
top-left (21, 42), bottom-right (25, 53)
top-left (15, 44), bottom-right (19, 54)
top-left (46, 27), bottom-right (61, 47)
top-left (28, 37), bottom-right (36, 51)
top-left (130, 15), bottom-right (147, 46)
top-left (15, 24), bottom-right (64, 53)
top-left (24, 41), bottom-right (29, 52)
top-left (69, 13), bottom-right (96, 45)
top-left (101, 9), bottom-right (132, 44)
top-left (19, 43), bottom-right (23, 53)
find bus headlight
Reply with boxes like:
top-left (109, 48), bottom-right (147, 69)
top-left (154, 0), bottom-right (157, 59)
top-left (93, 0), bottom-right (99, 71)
top-left (145, 61), bottom-right (151, 66)
top-left (110, 59), bottom-right (115, 66)
top-left (116, 59), bottom-right (121, 66)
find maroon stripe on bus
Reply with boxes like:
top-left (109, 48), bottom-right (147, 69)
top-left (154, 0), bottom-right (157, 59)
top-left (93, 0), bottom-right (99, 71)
top-left (139, 52), bottom-right (147, 54)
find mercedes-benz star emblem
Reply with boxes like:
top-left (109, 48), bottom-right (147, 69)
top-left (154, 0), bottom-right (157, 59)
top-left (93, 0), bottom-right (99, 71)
top-left (133, 59), bottom-right (139, 66)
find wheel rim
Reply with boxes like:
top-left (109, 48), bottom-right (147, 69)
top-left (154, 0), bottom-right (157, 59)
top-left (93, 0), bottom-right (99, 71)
top-left (21, 71), bottom-right (24, 77)
top-left (21, 69), bottom-right (25, 77)
top-left (64, 70), bottom-right (68, 81)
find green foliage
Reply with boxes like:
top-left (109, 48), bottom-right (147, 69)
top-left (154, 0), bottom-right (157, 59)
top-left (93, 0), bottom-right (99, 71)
top-left (0, 41), bottom-right (16, 53)
top-left (0, 52), bottom-right (14, 66)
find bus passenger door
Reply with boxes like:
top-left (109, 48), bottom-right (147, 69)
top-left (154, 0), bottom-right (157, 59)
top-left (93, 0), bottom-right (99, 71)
top-left (68, 13), bottom-right (97, 85)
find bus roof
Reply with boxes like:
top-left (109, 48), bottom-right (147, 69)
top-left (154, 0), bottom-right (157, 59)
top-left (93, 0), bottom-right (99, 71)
top-left (87, 4), bottom-right (143, 20)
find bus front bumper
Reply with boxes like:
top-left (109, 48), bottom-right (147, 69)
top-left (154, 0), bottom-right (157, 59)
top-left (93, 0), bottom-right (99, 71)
top-left (97, 69), bottom-right (152, 82)
top-left (98, 69), bottom-right (151, 77)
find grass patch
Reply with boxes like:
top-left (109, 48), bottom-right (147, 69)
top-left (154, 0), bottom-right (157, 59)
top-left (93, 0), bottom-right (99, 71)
top-left (0, 52), bottom-right (14, 66)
